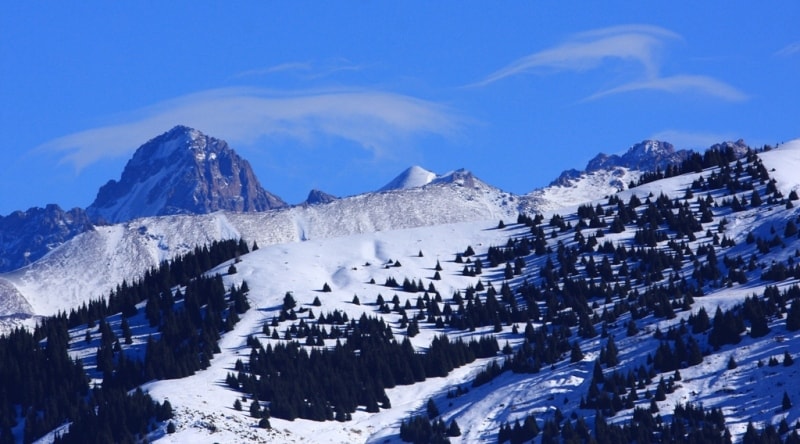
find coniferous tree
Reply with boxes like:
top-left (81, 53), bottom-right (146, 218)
top-left (787, 300), bottom-right (800, 331)
top-left (427, 398), bottom-right (439, 419)
top-left (447, 420), bottom-right (461, 437)
top-left (250, 399), bottom-right (262, 418)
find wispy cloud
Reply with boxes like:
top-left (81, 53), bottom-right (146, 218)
top-left (474, 25), bottom-right (678, 87)
top-left (232, 59), bottom-right (364, 80)
top-left (474, 24), bottom-right (746, 102)
top-left (586, 75), bottom-right (749, 102)
top-left (38, 88), bottom-right (461, 171)
top-left (650, 129), bottom-right (738, 150)
top-left (776, 41), bottom-right (800, 57)
top-left (233, 62), bottom-right (313, 78)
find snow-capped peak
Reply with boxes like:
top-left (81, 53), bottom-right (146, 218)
top-left (379, 165), bottom-right (438, 191)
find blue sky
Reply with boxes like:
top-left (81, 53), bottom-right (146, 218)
top-left (1, 2), bottom-right (798, 215)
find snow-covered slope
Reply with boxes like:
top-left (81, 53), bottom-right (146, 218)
top-left (141, 138), bottom-right (800, 444)
top-left (0, 179), bottom-right (519, 324)
top-left (26, 137), bottom-right (800, 444)
top-left (521, 166), bottom-right (642, 213)
top-left (144, 219), bottom-right (518, 444)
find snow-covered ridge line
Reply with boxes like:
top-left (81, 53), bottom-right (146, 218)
top-left (0, 178), bottom-right (519, 322)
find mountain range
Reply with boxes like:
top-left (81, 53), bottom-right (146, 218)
top-left (4, 126), bottom-right (800, 443)
top-left (0, 126), bottom-right (698, 274)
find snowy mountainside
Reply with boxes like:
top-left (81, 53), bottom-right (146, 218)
top-left (143, 219), bottom-right (518, 444)
top-left (146, 137), bottom-right (800, 443)
top-left (34, 137), bottom-right (800, 444)
top-left (521, 166), bottom-right (642, 213)
top-left (0, 177), bottom-right (519, 323)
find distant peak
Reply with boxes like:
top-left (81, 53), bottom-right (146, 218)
top-left (549, 139), bottom-right (690, 189)
top-left (431, 168), bottom-right (476, 187)
top-left (305, 189), bottom-right (338, 206)
top-left (625, 140), bottom-right (675, 156)
top-left (379, 165), bottom-right (437, 192)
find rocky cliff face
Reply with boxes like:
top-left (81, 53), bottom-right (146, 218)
top-left (0, 204), bottom-right (93, 272)
top-left (86, 126), bottom-right (286, 223)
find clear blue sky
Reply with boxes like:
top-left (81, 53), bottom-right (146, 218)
top-left (1, 2), bottom-right (798, 215)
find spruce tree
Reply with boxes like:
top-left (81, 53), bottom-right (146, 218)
top-left (447, 420), bottom-right (461, 437)
top-left (426, 398), bottom-right (439, 419)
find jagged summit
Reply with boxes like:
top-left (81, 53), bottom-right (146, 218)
top-left (86, 126), bottom-right (286, 224)
top-left (550, 140), bottom-right (691, 188)
top-left (430, 168), bottom-right (479, 188)
top-left (585, 140), bottom-right (689, 173)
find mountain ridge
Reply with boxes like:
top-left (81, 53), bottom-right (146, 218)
top-left (0, 127), bottom-right (749, 274)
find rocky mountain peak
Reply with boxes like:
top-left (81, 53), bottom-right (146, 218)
top-left (551, 140), bottom-right (691, 188)
top-left (585, 140), bottom-right (686, 173)
top-left (86, 126), bottom-right (286, 224)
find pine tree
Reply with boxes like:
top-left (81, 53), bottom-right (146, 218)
top-left (787, 301), bottom-right (800, 331)
top-left (426, 398), bottom-right (439, 419)
top-left (250, 399), bottom-right (262, 418)
top-left (282, 292), bottom-right (297, 311)
top-left (784, 391), bottom-right (793, 411)
top-left (447, 420), bottom-right (461, 437)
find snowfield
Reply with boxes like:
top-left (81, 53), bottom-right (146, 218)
top-left (0, 178), bottom-right (519, 327)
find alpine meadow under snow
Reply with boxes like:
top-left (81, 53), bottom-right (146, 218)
top-left (4, 127), bottom-right (800, 443)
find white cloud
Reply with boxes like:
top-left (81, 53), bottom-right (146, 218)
top-left (776, 41), bottom-right (800, 57)
top-left (232, 59), bottom-right (364, 80)
top-left (38, 88), bottom-right (461, 171)
top-left (475, 24), bottom-right (747, 103)
top-left (233, 62), bottom-right (313, 78)
top-left (650, 130), bottom-right (737, 150)
top-left (475, 24), bottom-right (678, 86)
top-left (585, 75), bottom-right (748, 102)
